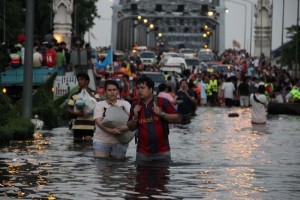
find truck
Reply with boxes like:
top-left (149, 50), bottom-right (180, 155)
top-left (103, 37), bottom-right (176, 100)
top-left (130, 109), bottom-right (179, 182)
top-left (1, 66), bottom-right (64, 102)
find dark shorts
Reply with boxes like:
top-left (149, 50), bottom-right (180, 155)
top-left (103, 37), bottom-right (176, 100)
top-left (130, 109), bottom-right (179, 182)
top-left (73, 129), bottom-right (94, 140)
top-left (180, 113), bottom-right (192, 124)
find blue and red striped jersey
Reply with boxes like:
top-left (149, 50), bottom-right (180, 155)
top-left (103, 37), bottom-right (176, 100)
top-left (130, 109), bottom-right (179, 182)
top-left (129, 97), bottom-right (178, 155)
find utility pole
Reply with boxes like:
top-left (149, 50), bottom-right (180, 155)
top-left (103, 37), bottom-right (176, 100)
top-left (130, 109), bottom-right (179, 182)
top-left (296, 0), bottom-right (299, 77)
top-left (281, 0), bottom-right (285, 69)
top-left (22, 0), bottom-right (35, 119)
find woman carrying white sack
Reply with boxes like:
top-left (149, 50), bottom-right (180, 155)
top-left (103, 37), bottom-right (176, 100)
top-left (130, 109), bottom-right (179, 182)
top-left (93, 80), bottom-right (134, 159)
top-left (250, 85), bottom-right (268, 124)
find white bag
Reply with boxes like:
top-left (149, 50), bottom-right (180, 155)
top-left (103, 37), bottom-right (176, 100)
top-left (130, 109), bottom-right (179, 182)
top-left (102, 105), bottom-right (135, 144)
top-left (76, 89), bottom-right (97, 116)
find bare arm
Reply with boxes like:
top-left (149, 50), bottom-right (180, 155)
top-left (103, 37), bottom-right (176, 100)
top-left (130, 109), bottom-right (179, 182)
top-left (95, 117), bottom-right (129, 135)
top-left (127, 104), bottom-right (140, 131)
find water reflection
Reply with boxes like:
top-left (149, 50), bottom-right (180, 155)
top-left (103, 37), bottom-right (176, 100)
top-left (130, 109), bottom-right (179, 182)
top-left (130, 163), bottom-right (170, 199)
top-left (0, 107), bottom-right (300, 199)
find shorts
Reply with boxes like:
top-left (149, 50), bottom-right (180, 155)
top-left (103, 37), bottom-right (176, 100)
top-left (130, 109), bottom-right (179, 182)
top-left (93, 140), bottom-right (129, 158)
top-left (136, 151), bottom-right (171, 163)
top-left (180, 113), bottom-right (192, 124)
top-left (73, 129), bottom-right (94, 140)
top-left (201, 98), bottom-right (207, 105)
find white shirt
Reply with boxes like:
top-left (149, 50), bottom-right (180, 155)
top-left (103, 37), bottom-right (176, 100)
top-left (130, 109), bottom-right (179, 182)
top-left (33, 51), bottom-right (43, 67)
top-left (250, 93), bottom-right (268, 124)
top-left (222, 82), bottom-right (235, 99)
top-left (93, 99), bottom-right (131, 143)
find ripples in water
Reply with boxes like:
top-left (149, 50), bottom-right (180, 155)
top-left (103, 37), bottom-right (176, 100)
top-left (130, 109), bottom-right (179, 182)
top-left (0, 107), bottom-right (300, 199)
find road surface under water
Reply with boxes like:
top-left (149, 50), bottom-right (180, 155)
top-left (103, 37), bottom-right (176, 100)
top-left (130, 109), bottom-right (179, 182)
top-left (0, 107), bottom-right (299, 199)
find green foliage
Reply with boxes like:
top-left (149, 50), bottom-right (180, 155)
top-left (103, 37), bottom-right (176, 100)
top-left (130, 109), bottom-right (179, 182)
top-left (75, 0), bottom-right (101, 39)
top-left (32, 102), bottom-right (60, 130)
top-left (0, 0), bottom-right (25, 43)
top-left (0, 117), bottom-right (34, 145)
top-left (31, 73), bottom-right (66, 129)
top-left (277, 25), bottom-right (300, 68)
top-left (0, 0), bottom-right (100, 44)
top-left (0, 92), bottom-right (20, 126)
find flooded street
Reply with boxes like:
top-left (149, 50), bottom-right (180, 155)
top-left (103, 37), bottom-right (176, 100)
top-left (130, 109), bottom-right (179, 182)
top-left (1, 107), bottom-right (300, 199)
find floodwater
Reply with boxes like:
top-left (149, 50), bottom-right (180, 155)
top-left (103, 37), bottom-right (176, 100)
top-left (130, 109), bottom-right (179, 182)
top-left (0, 107), bottom-right (300, 200)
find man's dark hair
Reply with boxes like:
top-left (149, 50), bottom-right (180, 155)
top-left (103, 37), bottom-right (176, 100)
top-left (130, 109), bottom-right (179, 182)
top-left (158, 83), bottom-right (167, 92)
top-left (105, 80), bottom-right (120, 91)
top-left (136, 76), bottom-right (154, 90)
top-left (179, 79), bottom-right (188, 85)
top-left (76, 72), bottom-right (90, 82)
top-left (257, 85), bottom-right (265, 94)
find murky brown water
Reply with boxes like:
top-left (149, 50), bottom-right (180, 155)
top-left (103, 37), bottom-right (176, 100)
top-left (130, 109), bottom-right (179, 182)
top-left (1, 107), bottom-right (300, 199)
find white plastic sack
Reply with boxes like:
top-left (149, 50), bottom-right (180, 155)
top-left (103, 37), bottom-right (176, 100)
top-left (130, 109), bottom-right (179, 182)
top-left (76, 89), bottom-right (97, 116)
top-left (102, 105), bottom-right (135, 144)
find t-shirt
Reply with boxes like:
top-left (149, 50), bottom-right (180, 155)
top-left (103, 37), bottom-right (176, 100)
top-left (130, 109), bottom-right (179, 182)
top-left (129, 97), bottom-right (177, 155)
top-left (238, 82), bottom-right (249, 96)
top-left (222, 82), bottom-right (235, 99)
top-left (176, 89), bottom-right (195, 115)
top-left (44, 49), bottom-right (57, 67)
top-left (56, 52), bottom-right (65, 68)
top-left (33, 51), bottom-right (43, 67)
top-left (250, 93), bottom-right (268, 123)
top-left (68, 89), bottom-right (99, 131)
top-left (93, 99), bottom-right (131, 143)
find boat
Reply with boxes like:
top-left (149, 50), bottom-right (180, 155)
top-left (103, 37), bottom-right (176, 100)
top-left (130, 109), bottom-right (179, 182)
top-left (267, 102), bottom-right (300, 115)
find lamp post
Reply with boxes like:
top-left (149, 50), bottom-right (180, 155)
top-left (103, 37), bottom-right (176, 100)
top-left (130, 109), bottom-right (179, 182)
top-left (22, 0), bottom-right (35, 119)
top-left (281, 0), bottom-right (285, 68)
top-left (242, 0), bottom-right (254, 56)
top-left (295, 0), bottom-right (299, 77)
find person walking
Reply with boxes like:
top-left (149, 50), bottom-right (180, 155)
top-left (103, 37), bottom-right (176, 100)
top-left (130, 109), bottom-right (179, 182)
top-left (174, 79), bottom-right (197, 124)
top-left (250, 85), bottom-right (268, 124)
top-left (93, 80), bottom-right (131, 159)
top-left (222, 77), bottom-right (236, 107)
top-left (67, 72), bottom-right (99, 142)
top-left (238, 77), bottom-right (250, 107)
top-left (158, 83), bottom-right (176, 107)
top-left (127, 76), bottom-right (179, 162)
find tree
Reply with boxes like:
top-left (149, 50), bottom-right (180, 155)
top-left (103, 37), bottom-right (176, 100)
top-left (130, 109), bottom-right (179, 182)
top-left (74, 0), bottom-right (100, 39)
top-left (280, 25), bottom-right (300, 68)
top-left (0, 0), bottom-right (100, 45)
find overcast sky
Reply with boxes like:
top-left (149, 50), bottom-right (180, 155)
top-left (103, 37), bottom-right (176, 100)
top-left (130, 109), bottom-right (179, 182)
top-left (86, 0), bottom-right (300, 54)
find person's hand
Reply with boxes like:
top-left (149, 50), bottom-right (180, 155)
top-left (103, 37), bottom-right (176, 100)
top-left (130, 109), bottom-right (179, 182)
top-left (152, 104), bottom-right (162, 116)
top-left (75, 110), bottom-right (85, 117)
top-left (118, 125), bottom-right (128, 134)
top-left (133, 104), bottom-right (141, 117)
top-left (111, 128), bottom-right (122, 135)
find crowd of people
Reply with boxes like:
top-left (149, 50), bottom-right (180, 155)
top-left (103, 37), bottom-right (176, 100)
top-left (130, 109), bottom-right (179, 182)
top-left (64, 46), bottom-right (300, 163)
top-left (0, 31), bottom-right (94, 71)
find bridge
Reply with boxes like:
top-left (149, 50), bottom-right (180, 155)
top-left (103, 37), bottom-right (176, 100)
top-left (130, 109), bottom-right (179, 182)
top-left (111, 0), bottom-right (225, 53)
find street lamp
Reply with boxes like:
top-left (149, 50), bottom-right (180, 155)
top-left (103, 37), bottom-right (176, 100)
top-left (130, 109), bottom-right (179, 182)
top-left (208, 11), bottom-right (214, 16)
